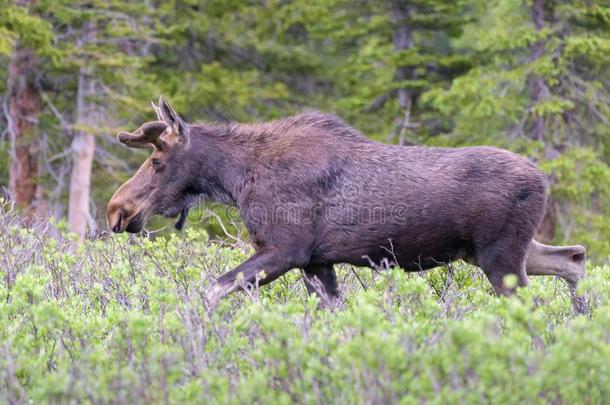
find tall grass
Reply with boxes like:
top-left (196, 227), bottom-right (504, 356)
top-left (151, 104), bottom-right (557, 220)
top-left (0, 205), bottom-right (608, 404)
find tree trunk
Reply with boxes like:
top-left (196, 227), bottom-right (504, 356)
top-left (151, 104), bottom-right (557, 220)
top-left (392, 0), bottom-right (414, 146)
top-left (528, 0), bottom-right (548, 142)
top-left (6, 10), bottom-right (42, 221)
top-left (68, 21), bottom-right (97, 239)
top-left (528, 0), bottom-right (558, 242)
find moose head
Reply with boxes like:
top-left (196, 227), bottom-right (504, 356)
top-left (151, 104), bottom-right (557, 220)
top-left (106, 97), bottom-right (194, 233)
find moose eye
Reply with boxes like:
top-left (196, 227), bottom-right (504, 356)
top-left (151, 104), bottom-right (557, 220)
top-left (151, 158), bottom-right (162, 170)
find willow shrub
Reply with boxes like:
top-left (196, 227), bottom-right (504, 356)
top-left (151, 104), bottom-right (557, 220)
top-left (0, 209), bottom-right (608, 404)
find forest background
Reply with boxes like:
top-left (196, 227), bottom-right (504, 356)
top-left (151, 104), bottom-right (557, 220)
top-left (1, 0), bottom-right (609, 259)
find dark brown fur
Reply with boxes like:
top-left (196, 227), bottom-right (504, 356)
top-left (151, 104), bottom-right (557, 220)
top-left (108, 98), bottom-right (586, 308)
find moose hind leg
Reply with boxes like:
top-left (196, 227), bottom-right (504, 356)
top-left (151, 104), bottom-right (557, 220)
top-left (525, 239), bottom-right (588, 313)
top-left (474, 186), bottom-right (545, 295)
top-left (525, 239), bottom-right (586, 287)
top-left (479, 254), bottom-right (528, 295)
top-left (475, 229), bottom-right (531, 295)
top-left (303, 264), bottom-right (339, 305)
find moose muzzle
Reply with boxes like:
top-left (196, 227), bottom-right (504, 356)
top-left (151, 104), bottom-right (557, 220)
top-left (106, 177), bottom-right (150, 234)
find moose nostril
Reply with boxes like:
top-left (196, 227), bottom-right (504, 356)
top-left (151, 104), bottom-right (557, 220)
top-left (112, 213), bottom-right (122, 233)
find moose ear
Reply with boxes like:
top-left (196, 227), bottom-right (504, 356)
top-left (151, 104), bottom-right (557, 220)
top-left (151, 101), bottom-right (162, 120)
top-left (158, 96), bottom-right (189, 143)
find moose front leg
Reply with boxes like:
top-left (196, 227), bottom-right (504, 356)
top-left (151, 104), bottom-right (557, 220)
top-left (302, 264), bottom-right (339, 307)
top-left (205, 249), bottom-right (304, 308)
top-left (525, 239), bottom-right (587, 312)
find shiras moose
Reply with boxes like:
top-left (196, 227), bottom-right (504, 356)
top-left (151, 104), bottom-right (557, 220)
top-left (107, 97), bottom-right (587, 310)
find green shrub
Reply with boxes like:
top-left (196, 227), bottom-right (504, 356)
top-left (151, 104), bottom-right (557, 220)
top-left (0, 209), bottom-right (608, 404)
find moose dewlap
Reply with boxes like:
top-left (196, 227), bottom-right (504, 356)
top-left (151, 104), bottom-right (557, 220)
top-left (107, 97), bottom-right (586, 309)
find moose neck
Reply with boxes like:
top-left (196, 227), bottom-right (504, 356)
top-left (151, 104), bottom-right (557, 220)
top-left (189, 123), bottom-right (258, 207)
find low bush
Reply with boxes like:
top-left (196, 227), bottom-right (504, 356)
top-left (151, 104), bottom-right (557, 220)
top-left (0, 208), bottom-right (608, 404)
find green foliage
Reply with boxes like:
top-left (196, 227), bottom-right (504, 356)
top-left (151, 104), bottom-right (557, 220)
top-left (539, 148), bottom-right (610, 255)
top-left (0, 0), bottom-right (54, 56)
top-left (0, 210), bottom-right (608, 403)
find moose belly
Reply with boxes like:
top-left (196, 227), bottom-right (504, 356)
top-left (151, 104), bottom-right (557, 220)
top-left (312, 222), bottom-right (472, 271)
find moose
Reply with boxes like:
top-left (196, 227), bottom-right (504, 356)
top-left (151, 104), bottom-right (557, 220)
top-left (107, 97), bottom-right (587, 309)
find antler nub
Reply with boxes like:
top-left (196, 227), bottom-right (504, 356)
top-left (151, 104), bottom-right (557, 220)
top-left (117, 121), bottom-right (169, 149)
